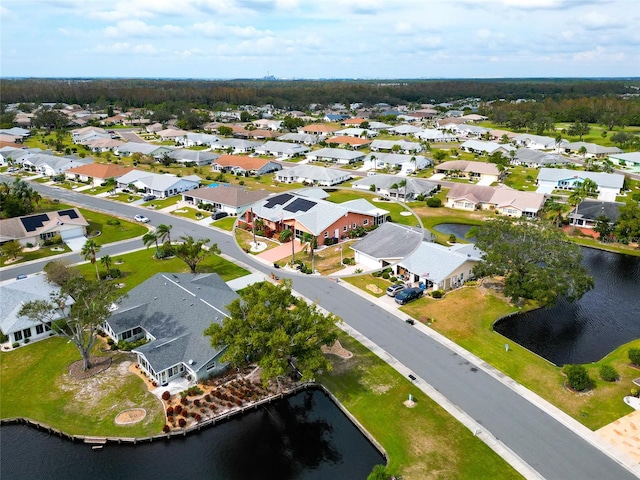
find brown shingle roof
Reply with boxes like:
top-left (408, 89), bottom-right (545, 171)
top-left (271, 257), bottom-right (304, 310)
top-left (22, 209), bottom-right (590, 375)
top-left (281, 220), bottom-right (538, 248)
top-left (214, 155), bottom-right (274, 171)
top-left (186, 185), bottom-right (270, 208)
top-left (65, 163), bottom-right (134, 179)
top-left (300, 124), bottom-right (339, 134)
top-left (326, 136), bottom-right (372, 146)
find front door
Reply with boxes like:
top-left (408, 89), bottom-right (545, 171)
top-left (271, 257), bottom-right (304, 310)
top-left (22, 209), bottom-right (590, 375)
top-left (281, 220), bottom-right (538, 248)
top-left (334, 228), bottom-right (339, 238)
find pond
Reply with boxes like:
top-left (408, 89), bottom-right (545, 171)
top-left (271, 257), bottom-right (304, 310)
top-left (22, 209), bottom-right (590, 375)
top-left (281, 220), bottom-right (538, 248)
top-left (433, 223), bottom-right (476, 243)
top-left (494, 247), bottom-right (640, 365)
top-left (0, 389), bottom-right (384, 480)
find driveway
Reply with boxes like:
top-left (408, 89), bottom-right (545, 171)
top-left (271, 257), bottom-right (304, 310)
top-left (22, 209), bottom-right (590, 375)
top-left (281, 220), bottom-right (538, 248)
top-left (64, 235), bottom-right (88, 252)
top-left (257, 239), bottom-right (305, 264)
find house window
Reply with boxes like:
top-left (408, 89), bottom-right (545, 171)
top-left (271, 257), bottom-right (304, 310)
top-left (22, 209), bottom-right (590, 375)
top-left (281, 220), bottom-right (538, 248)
top-left (14, 331), bottom-right (23, 341)
top-left (36, 324), bottom-right (44, 335)
top-left (343, 225), bottom-right (347, 232)
top-left (45, 322), bottom-right (51, 331)
top-left (324, 232), bottom-right (329, 238)
top-left (353, 223), bottom-right (357, 228)
top-left (122, 330), bottom-right (132, 340)
top-left (23, 328), bottom-right (32, 338)
top-left (133, 327), bottom-right (142, 336)
top-left (206, 362), bottom-right (217, 371)
top-left (363, 219), bottom-right (369, 226)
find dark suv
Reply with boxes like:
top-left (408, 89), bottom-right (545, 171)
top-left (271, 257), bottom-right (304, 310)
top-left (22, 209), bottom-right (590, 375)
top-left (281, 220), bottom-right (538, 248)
top-left (211, 211), bottom-right (229, 220)
top-left (394, 287), bottom-right (423, 305)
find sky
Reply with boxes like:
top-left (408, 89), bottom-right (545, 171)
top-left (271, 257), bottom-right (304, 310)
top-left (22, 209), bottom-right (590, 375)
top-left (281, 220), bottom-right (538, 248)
top-left (1, 0), bottom-right (639, 79)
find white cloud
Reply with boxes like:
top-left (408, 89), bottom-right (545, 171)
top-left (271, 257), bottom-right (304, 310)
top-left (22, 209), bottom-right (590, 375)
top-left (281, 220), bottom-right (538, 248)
top-left (572, 46), bottom-right (606, 61)
top-left (192, 21), bottom-right (269, 39)
top-left (394, 22), bottom-right (413, 34)
top-left (88, 42), bottom-right (159, 55)
top-left (578, 11), bottom-right (622, 30)
top-left (104, 20), bottom-right (184, 38)
top-left (0, 6), bottom-right (12, 18)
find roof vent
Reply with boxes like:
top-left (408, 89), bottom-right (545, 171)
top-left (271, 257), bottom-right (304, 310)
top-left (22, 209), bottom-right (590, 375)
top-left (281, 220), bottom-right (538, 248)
top-left (154, 297), bottom-right (158, 300)
top-left (188, 359), bottom-right (194, 365)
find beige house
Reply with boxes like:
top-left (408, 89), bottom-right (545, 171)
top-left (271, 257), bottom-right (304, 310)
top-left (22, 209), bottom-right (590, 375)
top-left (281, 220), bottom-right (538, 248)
top-left (0, 208), bottom-right (88, 246)
top-left (446, 184), bottom-right (546, 218)
top-left (435, 160), bottom-right (502, 184)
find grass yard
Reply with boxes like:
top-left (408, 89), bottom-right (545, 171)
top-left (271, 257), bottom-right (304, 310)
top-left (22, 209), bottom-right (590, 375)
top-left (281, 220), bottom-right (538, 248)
top-left (212, 215), bottom-right (237, 231)
top-left (141, 196), bottom-right (181, 209)
top-left (105, 192), bottom-right (142, 203)
top-left (318, 333), bottom-right (522, 480)
top-left (84, 184), bottom-right (116, 196)
top-left (76, 248), bottom-right (249, 293)
top-left (0, 337), bottom-right (165, 437)
top-left (288, 240), bottom-right (359, 275)
top-left (170, 206), bottom-right (207, 221)
top-left (400, 286), bottom-right (639, 429)
top-left (79, 208), bottom-right (148, 244)
top-left (0, 244), bottom-right (72, 267)
top-left (343, 273), bottom-right (392, 297)
top-left (502, 166), bottom-right (540, 191)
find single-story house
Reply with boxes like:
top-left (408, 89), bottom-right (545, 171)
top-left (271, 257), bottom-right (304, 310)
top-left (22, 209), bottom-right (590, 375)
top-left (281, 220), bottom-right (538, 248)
top-left (277, 133), bottom-right (318, 145)
top-left (168, 149), bottom-right (220, 166)
top-left (0, 275), bottom-right (73, 348)
top-left (536, 168), bottom-right (625, 201)
top-left (19, 153), bottom-right (93, 177)
top-left (0, 208), bottom-right (88, 246)
top-left (446, 184), bottom-right (546, 218)
top-left (333, 128), bottom-right (378, 139)
top-left (246, 192), bottom-right (388, 244)
top-left (252, 119), bottom-right (282, 131)
top-left (459, 140), bottom-right (515, 156)
top-left (212, 155), bottom-right (282, 175)
top-left (146, 123), bottom-right (164, 134)
top-left (175, 132), bottom-right (221, 147)
top-left (83, 137), bottom-right (125, 153)
top-left (116, 143), bottom-right (174, 158)
top-left (452, 124), bottom-right (490, 138)
top-left (71, 126), bottom-right (108, 143)
top-left (510, 149), bottom-right (568, 168)
top-left (560, 141), bottom-right (623, 159)
top-left (435, 160), bottom-right (502, 183)
top-left (157, 128), bottom-right (189, 141)
top-left (64, 163), bottom-right (134, 186)
top-left (234, 129), bottom-right (281, 140)
top-left (182, 184), bottom-right (271, 216)
top-left (370, 139), bottom-right (423, 154)
top-left (608, 152), bottom-right (640, 170)
top-left (568, 199), bottom-right (623, 229)
top-left (253, 140), bottom-right (310, 158)
top-left (274, 165), bottom-right (351, 186)
top-left (305, 148), bottom-right (365, 165)
top-left (325, 136), bottom-right (372, 150)
top-left (366, 121), bottom-right (393, 131)
top-left (387, 125), bottom-right (423, 136)
top-left (352, 174), bottom-right (438, 201)
top-left (323, 114), bottom-right (349, 122)
top-left (363, 153), bottom-right (432, 175)
top-left (0, 127), bottom-right (31, 139)
top-left (102, 273), bottom-right (238, 385)
top-left (414, 129), bottom-right (459, 143)
top-left (299, 124), bottom-right (339, 136)
top-left (116, 170), bottom-right (202, 198)
top-left (351, 223), bottom-right (423, 271)
top-left (512, 134), bottom-right (557, 150)
top-left (211, 138), bottom-right (263, 154)
top-left (395, 241), bottom-right (483, 292)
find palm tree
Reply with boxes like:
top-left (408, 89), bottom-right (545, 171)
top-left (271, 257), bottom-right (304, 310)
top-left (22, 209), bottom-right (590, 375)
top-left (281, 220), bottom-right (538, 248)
top-left (142, 231), bottom-right (160, 257)
top-left (100, 254), bottom-right (113, 278)
top-left (156, 224), bottom-right (173, 245)
top-left (398, 178), bottom-right (407, 201)
top-left (409, 156), bottom-right (417, 174)
top-left (81, 239), bottom-right (101, 281)
top-left (390, 182), bottom-right (398, 200)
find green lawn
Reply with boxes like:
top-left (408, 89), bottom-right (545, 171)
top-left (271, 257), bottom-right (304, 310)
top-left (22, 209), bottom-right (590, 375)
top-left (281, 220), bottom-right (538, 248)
top-left (84, 184), bottom-right (116, 196)
top-left (141, 196), bottom-right (181, 209)
top-left (79, 208), bottom-right (148, 244)
top-left (170, 206), bottom-right (207, 221)
top-left (105, 192), bottom-right (142, 203)
top-left (0, 337), bottom-right (165, 437)
top-left (0, 244), bottom-right (72, 267)
top-left (318, 333), bottom-right (522, 480)
top-left (212, 216), bottom-right (237, 231)
top-left (76, 248), bottom-right (250, 293)
top-left (325, 189), bottom-right (420, 226)
top-left (502, 166), bottom-right (540, 191)
top-left (400, 287), bottom-right (639, 429)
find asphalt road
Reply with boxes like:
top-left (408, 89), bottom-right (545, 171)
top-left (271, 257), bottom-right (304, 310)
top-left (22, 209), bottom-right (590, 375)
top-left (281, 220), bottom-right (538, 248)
top-left (2, 177), bottom-right (637, 480)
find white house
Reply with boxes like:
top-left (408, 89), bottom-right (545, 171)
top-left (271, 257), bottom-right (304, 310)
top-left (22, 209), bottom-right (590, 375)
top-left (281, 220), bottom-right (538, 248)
top-left (274, 165), bottom-right (351, 186)
top-left (175, 132), bottom-right (221, 147)
top-left (363, 153), bottom-right (432, 175)
top-left (512, 134), bottom-right (557, 150)
top-left (396, 242), bottom-right (483, 292)
top-left (459, 140), bottom-right (515, 156)
top-left (0, 275), bottom-right (73, 348)
top-left (352, 174), bottom-right (438, 201)
top-left (370, 139), bottom-right (423, 154)
top-left (116, 170), bottom-right (202, 198)
top-left (351, 223), bottom-right (423, 271)
top-left (305, 147), bottom-right (365, 164)
top-left (536, 168), bottom-right (625, 201)
top-left (0, 208), bottom-right (88, 247)
top-left (253, 140), bottom-right (310, 158)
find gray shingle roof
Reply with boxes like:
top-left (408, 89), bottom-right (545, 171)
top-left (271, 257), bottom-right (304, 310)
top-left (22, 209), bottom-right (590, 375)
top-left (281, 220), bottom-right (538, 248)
top-left (106, 273), bottom-right (239, 374)
top-left (537, 168), bottom-right (625, 190)
top-left (351, 223), bottom-right (423, 260)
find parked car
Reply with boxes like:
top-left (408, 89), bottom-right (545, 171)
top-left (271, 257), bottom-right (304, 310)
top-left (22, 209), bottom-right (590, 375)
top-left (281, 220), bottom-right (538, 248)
top-left (394, 287), bottom-right (423, 305)
top-left (211, 211), bottom-right (229, 221)
top-left (134, 214), bottom-right (150, 223)
top-left (386, 284), bottom-right (405, 297)
top-left (143, 194), bottom-right (156, 202)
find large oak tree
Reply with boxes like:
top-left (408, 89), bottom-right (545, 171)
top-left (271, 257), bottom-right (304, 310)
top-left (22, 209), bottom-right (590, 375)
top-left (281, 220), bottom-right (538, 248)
top-left (473, 218), bottom-right (594, 304)
top-left (205, 280), bottom-right (339, 384)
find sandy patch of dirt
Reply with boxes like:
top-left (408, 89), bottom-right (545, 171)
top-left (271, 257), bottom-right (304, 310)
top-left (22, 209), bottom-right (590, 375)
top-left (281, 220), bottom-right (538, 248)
top-left (370, 384), bottom-right (392, 394)
top-left (68, 357), bottom-right (112, 380)
top-left (321, 340), bottom-right (353, 359)
top-left (115, 408), bottom-right (146, 425)
top-left (366, 284), bottom-right (383, 294)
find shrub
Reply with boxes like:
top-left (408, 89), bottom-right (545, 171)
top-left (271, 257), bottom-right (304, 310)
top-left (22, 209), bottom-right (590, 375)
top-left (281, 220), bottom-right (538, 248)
top-left (194, 399), bottom-right (201, 406)
top-left (180, 397), bottom-right (188, 405)
top-left (178, 418), bottom-right (186, 428)
top-left (106, 219), bottom-right (121, 226)
top-left (163, 424), bottom-right (170, 433)
top-left (195, 414), bottom-right (202, 422)
top-left (174, 405), bottom-right (183, 414)
top-left (12, 342), bottom-right (19, 349)
top-left (431, 290), bottom-right (444, 299)
top-left (107, 268), bottom-right (121, 279)
top-left (0, 330), bottom-right (8, 343)
top-left (24, 338), bottom-right (30, 344)
top-left (629, 348), bottom-right (640, 366)
top-left (166, 406), bottom-right (174, 416)
top-left (382, 272), bottom-right (390, 280)
top-left (162, 391), bottom-right (171, 401)
top-left (426, 197), bottom-right (442, 208)
top-left (599, 365), bottom-right (619, 382)
top-left (563, 364), bottom-right (591, 391)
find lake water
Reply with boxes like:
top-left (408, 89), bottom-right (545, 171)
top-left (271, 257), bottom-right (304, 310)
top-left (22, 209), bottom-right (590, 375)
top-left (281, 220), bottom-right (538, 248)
top-left (433, 223), bottom-right (476, 242)
top-left (494, 247), bottom-right (640, 365)
top-left (0, 389), bottom-right (384, 480)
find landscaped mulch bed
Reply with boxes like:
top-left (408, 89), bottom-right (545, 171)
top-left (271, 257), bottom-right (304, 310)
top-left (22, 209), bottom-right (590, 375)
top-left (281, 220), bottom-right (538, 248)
top-left (68, 356), bottom-right (112, 380)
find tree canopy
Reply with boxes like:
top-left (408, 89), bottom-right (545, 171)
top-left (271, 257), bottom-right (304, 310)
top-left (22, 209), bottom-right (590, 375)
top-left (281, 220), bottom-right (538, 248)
top-left (174, 235), bottom-right (219, 273)
top-left (473, 218), bottom-right (594, 304)
top-left (205, 280), bottom-right (339, 384)
top-left (19, 278), bottom-right (122, 370)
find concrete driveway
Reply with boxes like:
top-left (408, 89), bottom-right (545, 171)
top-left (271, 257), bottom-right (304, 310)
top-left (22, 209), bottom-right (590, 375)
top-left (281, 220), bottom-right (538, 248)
top-left (257, 239), bottom-right (304, 264)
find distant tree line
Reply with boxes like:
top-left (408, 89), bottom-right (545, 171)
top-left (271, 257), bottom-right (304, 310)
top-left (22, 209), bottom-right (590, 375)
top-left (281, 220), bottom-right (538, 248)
top-left (1, 78), bottom-right (638, 113)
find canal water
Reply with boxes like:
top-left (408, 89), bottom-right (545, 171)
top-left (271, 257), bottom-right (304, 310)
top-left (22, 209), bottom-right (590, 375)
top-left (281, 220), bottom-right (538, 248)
top-left (495, 247), bottom-right (640, 365)
top-left (0, 389), bottom-right (384, 480)
top-left (433, 223), bottom-right (476, 242)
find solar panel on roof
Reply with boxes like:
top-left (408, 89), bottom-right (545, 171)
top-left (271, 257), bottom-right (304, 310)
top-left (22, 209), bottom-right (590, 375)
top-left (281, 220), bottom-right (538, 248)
top-left (20, 214), bottom-right (50, 232)
top-left (264, 193), bottom-right (293, 208)
top-left (283, 198), bottom-right (316, 213)
top-left (58, 209), bottom-right (79, 219)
